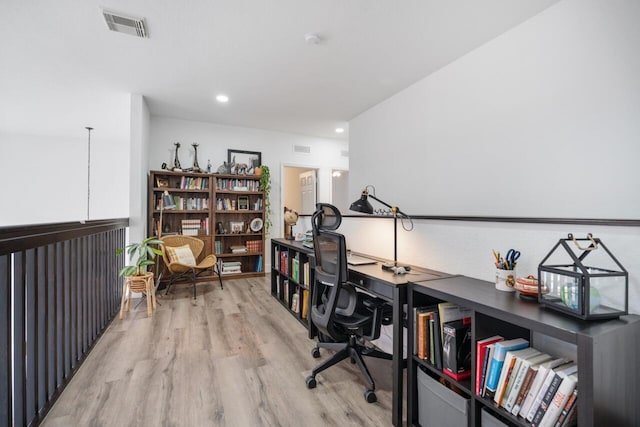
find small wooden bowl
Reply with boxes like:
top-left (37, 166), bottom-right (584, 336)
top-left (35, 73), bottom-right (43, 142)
top-left (514, 275), bottom-right (548, 300)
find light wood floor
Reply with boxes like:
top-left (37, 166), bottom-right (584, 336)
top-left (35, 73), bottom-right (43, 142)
top-left (42, 276), bottom-right (398, 427)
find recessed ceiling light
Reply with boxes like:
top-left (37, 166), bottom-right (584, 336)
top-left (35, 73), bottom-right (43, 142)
top-left (305, 33), bottom-right (321, 45)
top-left (216, 94), bottom-right (229, 103)
top-left (335, 127), bottom-right (345, 134)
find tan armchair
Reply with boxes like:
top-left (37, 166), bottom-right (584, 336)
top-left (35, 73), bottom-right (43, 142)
top-left (161, 235), bottom-right (223, 299)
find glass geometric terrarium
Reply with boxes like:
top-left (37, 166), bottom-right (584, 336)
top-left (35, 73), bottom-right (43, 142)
top-left (538, 233), bottom-right (628, 320)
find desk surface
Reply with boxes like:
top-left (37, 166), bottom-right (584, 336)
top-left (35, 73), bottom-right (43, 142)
top-left (347, 251), bottom-right (451, 289)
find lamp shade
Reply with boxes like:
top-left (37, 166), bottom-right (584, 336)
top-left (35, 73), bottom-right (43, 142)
top-left (162, 192), bottom-right (176, 210)
top-left (350, 194), bottom-right (373, 214)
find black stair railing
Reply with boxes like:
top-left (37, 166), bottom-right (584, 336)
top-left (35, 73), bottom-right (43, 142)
top-left (0, 218), bottom-right (129, 427)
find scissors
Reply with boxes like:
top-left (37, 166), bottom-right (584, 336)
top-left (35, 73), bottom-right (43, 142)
top-left (505, 248), bottom-right (520, 270)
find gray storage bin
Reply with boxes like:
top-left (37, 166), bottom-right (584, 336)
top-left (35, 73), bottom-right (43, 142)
top-left (480, 407), bottom-right (509, 427)
top-left (417, 368), bottom-right (469, 427)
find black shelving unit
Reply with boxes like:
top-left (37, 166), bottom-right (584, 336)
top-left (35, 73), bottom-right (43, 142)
top-left (407, 275), bottom-right (640, 427)
top-left (270, 238), bottom-right (315, 334)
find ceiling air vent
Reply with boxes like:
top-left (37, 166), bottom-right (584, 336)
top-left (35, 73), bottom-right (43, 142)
top-left (102, 8), bottom-right (148, 38)
top-left (293, 145), bottom-right (311, 154)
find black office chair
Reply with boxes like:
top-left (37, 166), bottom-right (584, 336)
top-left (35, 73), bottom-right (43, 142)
top-left (305, 203), bottom-right (392, 403)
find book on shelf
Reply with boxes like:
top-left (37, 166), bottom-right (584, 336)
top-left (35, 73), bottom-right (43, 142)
top-left (245, 240), bottom-right (262, 253)
top-left (537, 373), bottom-right (578, 427)
top-left (214, 240), bottom-right (222, 254)
top-left (181, 219), bottom-right (201, 236)
top-left (280, 251), bottom-right (289, 275)
top-left (428, 319), bottom-right (437, 366)
top-left (292, 256), bottom-right (300, 283)
top-left (481, 344), bottom-right (497, 397)
top-left (554, 388), bottom-right (578, 427)
top-left (230, 245), bottom-right (248, 253)
top-left (529, 363), bottom-right (577, 425)
top-left (494, 347), bottom-right (541, 407)
top-left (475, 335), bottom-right (504, 396)
top-left (505, 352), bottom-right (554, 414)
top-left (413, 305), bottom-right (441, 368)
top-left (284, 279), bottom-right (290, 304)
top-left (221, 261), bottom-right (242, 274)
top-left (437, 302), bottom-right (472, 339)
top-left (291, 292), bottom-right (300, 313)
top-left (274, 247), bottom-right (280, 270)
top-left (255, 255), bottom-right (263, 272)
top-left (483, 337), bottom-right (529, 400)
top-left (519, 357), bottom-right (572, 418)
top-left (276, 275), bottom-right (281, 299)
top-left (416, 310), bottom-right (431, 360)
top-left (302, 261), bottom-right (310, 286)
top-left (301, 289), bottom-right (310, 319)
top-left (442, 318), bottom-right (472, 381)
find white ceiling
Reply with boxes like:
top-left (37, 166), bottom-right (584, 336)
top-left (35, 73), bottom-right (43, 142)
top-left (0, 0), bottom-right (559, 142)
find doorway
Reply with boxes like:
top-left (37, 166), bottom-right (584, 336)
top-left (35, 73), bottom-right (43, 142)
top-left (282, 166), bottom-right (318, 238)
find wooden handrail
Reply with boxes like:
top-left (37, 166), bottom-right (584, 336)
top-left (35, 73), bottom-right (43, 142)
top-left (0, 218), bottom-right (129, 256)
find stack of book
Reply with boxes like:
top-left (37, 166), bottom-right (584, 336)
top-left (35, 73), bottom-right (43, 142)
top-left (221, 261), bottom-right (242, 275)
top-left (214, 240), bottom-right (222, 254)
top-left (302, 230), bottom-right (313, 249)
top-left (413, 302), bottom-right (472, 372)
top-left (181, 219), bottom-right (201, 236)
top-left (476, 336), bottom-right (579, 427)
top-left (245, 240), bottom-right (262, 253)
top-left (230, 245), bottom-right (248, 253)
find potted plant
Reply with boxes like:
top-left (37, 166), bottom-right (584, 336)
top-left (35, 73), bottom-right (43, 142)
top-left (116, 236), bottom-right (164, 318)
top-left (258, 165), bottom-right (272, 234)
top-left (116, 236), bottom-right (164, 277)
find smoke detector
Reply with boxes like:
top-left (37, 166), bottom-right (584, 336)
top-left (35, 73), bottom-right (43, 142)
top-left (304, 33), bottom-right (321, 45)
top-left (102, 8), bottom-right (148, 38)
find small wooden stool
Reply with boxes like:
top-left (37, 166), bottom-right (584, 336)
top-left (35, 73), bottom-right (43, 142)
top-left (120, 272), bottom-right (156, 319)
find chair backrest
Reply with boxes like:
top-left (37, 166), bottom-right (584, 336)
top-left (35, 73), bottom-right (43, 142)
top-left (310, 203), bottom-right (357, 340)
top-left (161, 235), bottom-right (204, 266)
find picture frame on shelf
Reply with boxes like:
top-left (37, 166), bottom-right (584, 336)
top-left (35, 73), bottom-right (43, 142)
top-left (238, 195), bottom-right (249, 210)
top-left (228, 149), bottom-right (262, 170)
top-left (229, 221), bottom-right (245, 234)
top-left (156, 177), bottom-right (169, 188)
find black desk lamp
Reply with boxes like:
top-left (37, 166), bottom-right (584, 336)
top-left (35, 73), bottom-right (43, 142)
top-left (350, 185), bottom-right (413, 271)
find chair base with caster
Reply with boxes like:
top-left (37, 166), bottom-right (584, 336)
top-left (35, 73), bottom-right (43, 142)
top-left (305, 335), bottom-right (391, 403)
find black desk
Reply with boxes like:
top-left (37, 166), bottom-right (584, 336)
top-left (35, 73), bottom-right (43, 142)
top-left (270, 239), bottom-right (450, 426)
top-left (346, 254), bottom-right (450, 426)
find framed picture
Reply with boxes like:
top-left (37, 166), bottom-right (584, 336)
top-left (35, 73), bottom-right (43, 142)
top-left (237, 195), bottom-right (249, 210)
top-left (228, 149), bottom-right (262, 170)
top-left (156, 177), bottom-right (169, 188)
top-left (229, 221), bottom-right (245, 234)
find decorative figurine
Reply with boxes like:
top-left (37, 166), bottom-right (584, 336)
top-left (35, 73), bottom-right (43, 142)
top-left (191, 143), bottom-right (201, 172)
top-left (234, 163), bottom-right (248, 175)
top-left (207, 159), bottom-right (212, 173)
top-left (172, 142), bottom-right (182, 171)
top-left (217, 156), bottom-right (235, 174)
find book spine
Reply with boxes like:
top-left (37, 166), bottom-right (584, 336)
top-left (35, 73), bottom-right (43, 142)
top-left (528, 371), bottom-right (560, 423)
top-left (512, 366), bottom-right (537, 415)
top-left (484, 348), bottom-right (507, 399)
top-left (504, 360), bottom-right (529, 412)
top-left (417, 312), bottom-right (428, 360)
top-left (554, 388), bottom-right (578, 427)
top-left (495, 355), bottom-right (517, 406)
top-left (531, 372), bottom-right (563, 426)
top-left (520, 366), bottom-right (550, 418)
top-left (539, 376), bottom-right (577, 427)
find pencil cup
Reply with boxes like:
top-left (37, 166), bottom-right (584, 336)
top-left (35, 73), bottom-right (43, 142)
top-left (495, 269), bottom-right (516, 292)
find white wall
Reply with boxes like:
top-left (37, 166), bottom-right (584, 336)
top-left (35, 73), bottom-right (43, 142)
top-left (0, 128), bottom-right (129, 226)
top-left (350, 0), bottom-right (640, 219)
top-left (347, 0), bottom-right (640, 314)
top-left (149, 117), bottom-right (349, 263)
top-left (128, 94), bottom-right (151, 243)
